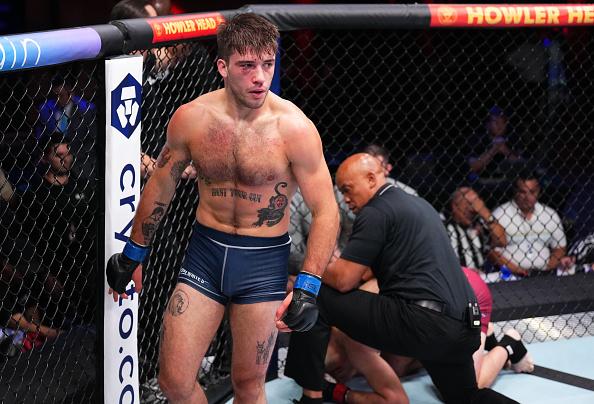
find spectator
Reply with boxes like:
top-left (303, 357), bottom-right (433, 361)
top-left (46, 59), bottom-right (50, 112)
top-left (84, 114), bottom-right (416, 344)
top-left (490, 172), bottom-right (566, 276)
top-left (362, 144), bottom-right (418, 196)
top-left (110, 0), bottom-right (170, 19)
top-left (558, 232), bottom-right (594, 275)
top-left (36, 76), bottom-right (97, 182)
top-left (0, 256), bottom-right (62, 355)
top-left (467, 106), bottom-right (523, 182)
top-left (149, 0), bottom-right (171, 15)
top-left (15, 134), bottom-right (96, 323)
top-left (444, 187), bottom-right (506, 273)
top-left (110, 0), bottom-right (158, 19)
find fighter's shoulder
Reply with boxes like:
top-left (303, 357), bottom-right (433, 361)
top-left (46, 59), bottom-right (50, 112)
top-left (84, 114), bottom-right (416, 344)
top-left (168, 92), bottom-right (221, 134)
top-left (271, 95), bottom-right (316, 137)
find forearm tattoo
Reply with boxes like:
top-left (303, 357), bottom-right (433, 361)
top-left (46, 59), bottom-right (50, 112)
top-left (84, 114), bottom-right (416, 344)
top-left (253, 182), bottom-right (288, 227)
top-left (156, 146), bottom-right (172, 168)
top-left (256, 332), bottom-right (275, 365)
top-left (167, 289), bottom-right (189, 317)
top-left (170, 159), bottom-right (191, 182)
top-left (141, 201), bottom-right (167, 244)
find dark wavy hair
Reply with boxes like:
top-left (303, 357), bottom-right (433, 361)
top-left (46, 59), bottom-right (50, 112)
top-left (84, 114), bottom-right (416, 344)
top-left (217, 13), bottom-right (279, 62)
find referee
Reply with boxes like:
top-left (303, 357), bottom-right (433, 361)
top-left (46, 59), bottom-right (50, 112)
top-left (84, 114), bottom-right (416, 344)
top-left (282, 153), bottom-right (516, 403)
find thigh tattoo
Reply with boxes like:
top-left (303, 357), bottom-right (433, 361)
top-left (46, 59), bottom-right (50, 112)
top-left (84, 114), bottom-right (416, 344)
top-left (256, 332), bottom-right (276, 365)
top-left (168, 289), bottom-right (189, 316)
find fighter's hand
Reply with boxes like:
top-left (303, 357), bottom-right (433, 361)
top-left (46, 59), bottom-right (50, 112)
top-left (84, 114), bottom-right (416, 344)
top-left (107, 253), bottom-right (143, 303)
top-left (277, 272), bottom-right (321, 332)
top-left (281, 288), bottom-right (319, 332)
top-left (275, 292), bottom-right (294, 332)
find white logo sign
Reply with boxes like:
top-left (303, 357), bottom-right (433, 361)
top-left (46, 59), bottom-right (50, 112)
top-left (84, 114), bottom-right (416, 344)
top-left (116, 86), bottom-right (140, 128)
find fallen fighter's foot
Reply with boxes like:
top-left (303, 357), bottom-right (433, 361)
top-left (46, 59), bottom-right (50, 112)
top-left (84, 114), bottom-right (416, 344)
top-left (498, 329), bottom-right (534, 373)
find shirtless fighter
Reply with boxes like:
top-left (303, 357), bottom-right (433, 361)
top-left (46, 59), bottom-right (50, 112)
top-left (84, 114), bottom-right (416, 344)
top-left (106, 13), bottom-right (339, 404)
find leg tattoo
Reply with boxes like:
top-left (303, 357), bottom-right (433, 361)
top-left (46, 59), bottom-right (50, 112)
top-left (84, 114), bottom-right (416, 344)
top-left (256, 332), bottom-right (276, 365)
top-left (167, 289), bottom-right (189, 317)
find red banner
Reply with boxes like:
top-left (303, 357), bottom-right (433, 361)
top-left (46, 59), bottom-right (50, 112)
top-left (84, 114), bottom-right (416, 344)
top-left (429, 4), bottom-right (594, 27)
top-left (148, 12), bottom-right (226, 43)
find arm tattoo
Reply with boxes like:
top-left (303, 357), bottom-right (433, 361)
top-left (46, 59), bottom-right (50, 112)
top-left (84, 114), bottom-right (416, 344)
top-left (141, 201), bottom-right (167, 244)
top-left (170, 159), bottom-right (191, 182)
top-left (253, 182), bottom-right (288, 227)
top-left (167, 289), bottom-right (189, 317)
top-left (256, 332), bottom-right (276, 365)
top-left (156, 146), bottom-right (172, 168)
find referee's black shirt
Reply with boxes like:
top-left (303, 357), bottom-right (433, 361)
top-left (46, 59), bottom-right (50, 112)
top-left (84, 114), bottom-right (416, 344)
top-left (341, 184), bottom-right (477, 320)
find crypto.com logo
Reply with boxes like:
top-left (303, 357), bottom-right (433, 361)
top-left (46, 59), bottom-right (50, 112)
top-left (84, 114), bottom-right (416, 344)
top-left (111, 73), bottom-right (142, 139)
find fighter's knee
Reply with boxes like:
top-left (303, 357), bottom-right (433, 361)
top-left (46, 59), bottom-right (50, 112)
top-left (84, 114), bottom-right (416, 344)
top-left (232, 372), bottom-right (266, 401)
top-left (158, 370), bottom-right (197, 402)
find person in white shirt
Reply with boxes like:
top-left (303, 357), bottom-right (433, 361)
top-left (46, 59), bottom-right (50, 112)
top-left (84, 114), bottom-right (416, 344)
top-left (490, 172), bottom-right (566, 276)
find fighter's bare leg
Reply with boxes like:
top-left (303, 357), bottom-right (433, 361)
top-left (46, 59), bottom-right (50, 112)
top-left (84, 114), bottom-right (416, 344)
top-left (472, 332), bottom-right (507, 388)
top-left (229, 300), bottom-right (282, 404)
top-left (326, 327), bottom-right (358, 383)
top-left (382, 354), bottom-right (423, 378)
top-left (335, 328), bottom-right (409, 404)
top-left (158, 283), bottom-right (226, 404)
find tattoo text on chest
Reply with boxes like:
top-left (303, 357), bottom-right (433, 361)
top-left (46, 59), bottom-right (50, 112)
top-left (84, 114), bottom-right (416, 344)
top-left (253, 182), bottom-right (288, 227)
top-left (256, 332), bottom-right (275, 365)
top-left (167, 289), bottom-right (189, 316)
top-left (211, 187), bottom-right (262, 203)
top-left (141, 201), bottom-right (167, 244)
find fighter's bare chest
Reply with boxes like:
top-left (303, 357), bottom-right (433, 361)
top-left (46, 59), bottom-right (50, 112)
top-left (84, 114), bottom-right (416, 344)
top-left (192, 122), bottom-right (288, 186)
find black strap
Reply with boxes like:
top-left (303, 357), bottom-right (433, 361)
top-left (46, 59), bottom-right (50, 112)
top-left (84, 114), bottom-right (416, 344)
top-left (531, 365), bottom-right (594, 392)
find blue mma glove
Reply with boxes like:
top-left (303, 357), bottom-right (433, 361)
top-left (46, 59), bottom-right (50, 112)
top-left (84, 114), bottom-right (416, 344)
top-left (106, 239), bottom-right (149, 294)
top-left (282, 272), bottom-right (321, 332)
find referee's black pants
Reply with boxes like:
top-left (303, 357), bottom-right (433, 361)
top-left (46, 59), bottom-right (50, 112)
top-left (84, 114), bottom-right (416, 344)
top-left (285, 285), bottom-right (482, 404)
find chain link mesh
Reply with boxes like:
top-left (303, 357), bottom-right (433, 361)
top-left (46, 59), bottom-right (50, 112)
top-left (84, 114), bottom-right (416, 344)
top-left (1, 23), bottom-right (593, 402)
top-left (0, 62), bottom-right (100, 402)
top-left (282, 27), bottom-right (593, 368)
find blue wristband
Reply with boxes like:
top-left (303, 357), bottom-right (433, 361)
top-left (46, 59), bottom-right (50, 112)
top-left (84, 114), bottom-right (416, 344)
top-left (123, 239), bottom-right (149, 263)
top-left (294, 272), bottom-right (322, 296)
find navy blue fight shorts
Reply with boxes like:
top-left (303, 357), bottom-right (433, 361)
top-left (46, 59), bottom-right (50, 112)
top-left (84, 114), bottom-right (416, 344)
top-left (178, 222), bottom-right (291, 304)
